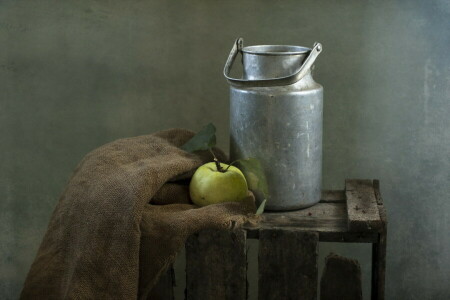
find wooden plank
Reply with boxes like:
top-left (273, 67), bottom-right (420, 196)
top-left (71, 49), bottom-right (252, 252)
top-left (259, 229), bottom-right (318, 300)
top-left (243, 202), bottom-right (349, 239)
top-left (147, 267), bottom-right (174, 300)
top-left (320, 253), bottom-right (362, 300)
top-left (345, 179), bottom-right (382, 231)
top-left (242, 185), bottom-right (383, 242)
top-left (255, 203), bottom-right (347, 228)
top-left (243, 200), bottom-right (378, 242)
top-left (185, 229), bottom-right (247, 300)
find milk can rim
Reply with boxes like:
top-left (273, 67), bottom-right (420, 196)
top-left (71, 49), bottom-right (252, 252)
top-left (241, 45), bottom-right (311, 56)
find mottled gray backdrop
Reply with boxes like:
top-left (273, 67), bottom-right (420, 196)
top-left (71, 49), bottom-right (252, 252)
top-left (1, 1), bottom-right (449, 299)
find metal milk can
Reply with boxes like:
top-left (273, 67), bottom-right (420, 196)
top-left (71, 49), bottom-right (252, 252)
top-left (224, 38), bottom-right (323, 211)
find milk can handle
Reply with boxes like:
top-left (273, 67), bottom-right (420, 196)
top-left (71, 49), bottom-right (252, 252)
top-left (223, 38), bottom-right (322, 87)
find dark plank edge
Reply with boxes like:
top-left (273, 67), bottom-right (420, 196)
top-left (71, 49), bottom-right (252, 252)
top-left (245, 228), bottom-right (377, 242)
top-left (258, 229), bottom-right (318, 300)
top-left (320, 253), bottom-right (363, 300)
top-left (185, 229), bottom-right (247, 300)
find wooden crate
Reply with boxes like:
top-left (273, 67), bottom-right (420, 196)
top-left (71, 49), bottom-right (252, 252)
top-left (153, 179), bottom-right (387, 300)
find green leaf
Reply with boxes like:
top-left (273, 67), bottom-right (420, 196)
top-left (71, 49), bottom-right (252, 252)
top-left (236, 157), bottom-right (269, 214)
top-left (255, 199), bottom-right (266, 215)
top-left (181, 123), bottom-right (217, 153)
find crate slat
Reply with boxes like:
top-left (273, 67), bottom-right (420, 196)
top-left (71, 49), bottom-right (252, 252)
top-left (185, 229), bottom-right (247, 300)
top-left (345, 179), bottom-right (382, 231)
top-left (182, 181), bottom-right (387, 299)
top-left (320, 253), bottom-right (362, 300)
top-left (258, 229), bottom-right (318, 300)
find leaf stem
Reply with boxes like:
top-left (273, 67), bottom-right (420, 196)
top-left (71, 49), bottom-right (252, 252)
top-left (224, 160), bottom-right (239, 172)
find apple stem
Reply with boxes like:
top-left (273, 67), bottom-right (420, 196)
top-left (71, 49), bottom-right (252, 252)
top-left (209, 148), bottom-right (225, 172)
top-left (214, 158), bottom-right (224, 172)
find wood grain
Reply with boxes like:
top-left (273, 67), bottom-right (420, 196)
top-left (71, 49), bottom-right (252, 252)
top-left (320, 253), bottom-right (362, 300)
top-left (258, 229), bottom-right (318, 300)
top-left (245, 202), bottom-right (348, 234)
top-left (185, 229), bottom-right (247, 300)
top-left (345, 179), bottom-right (382, 231)
top-left (243, 192), bottom-right (379, 242)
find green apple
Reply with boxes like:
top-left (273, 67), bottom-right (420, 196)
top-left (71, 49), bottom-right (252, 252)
top-left (189, 162), bottom-right (248, 207)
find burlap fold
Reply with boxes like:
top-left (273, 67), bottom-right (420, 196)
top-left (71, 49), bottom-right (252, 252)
top-left (21, 128), bottom-right (256, 299)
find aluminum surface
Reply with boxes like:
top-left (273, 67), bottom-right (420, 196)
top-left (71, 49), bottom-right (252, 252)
top-left (224, 38), bottom-right (322, 87)
top-left (225, 38), bottom-right (323, 211)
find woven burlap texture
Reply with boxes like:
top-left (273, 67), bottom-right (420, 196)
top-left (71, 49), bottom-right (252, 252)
top-left (20, 128), bottom-right (256, 299)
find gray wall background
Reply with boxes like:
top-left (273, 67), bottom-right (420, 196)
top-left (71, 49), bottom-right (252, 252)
top-left (1, 0), bottom-right (449, 299)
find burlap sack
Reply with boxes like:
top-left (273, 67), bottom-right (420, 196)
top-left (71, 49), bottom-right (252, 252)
top-left (21, 128), bottom-right (256, 299)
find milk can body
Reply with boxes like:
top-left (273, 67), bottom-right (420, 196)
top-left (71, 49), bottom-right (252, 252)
top-left (224, 39), bottom-right (323, 211)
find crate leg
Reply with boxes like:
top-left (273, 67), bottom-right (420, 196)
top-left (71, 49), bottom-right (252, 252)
top-left (185, 229), bottom-right (247, 300)
top-left (371, 180), bottom-right (387, 300)
top-left (371, 230), bottom-right (387, 300)
top-left (259, 229), bottom-right (318, 300)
